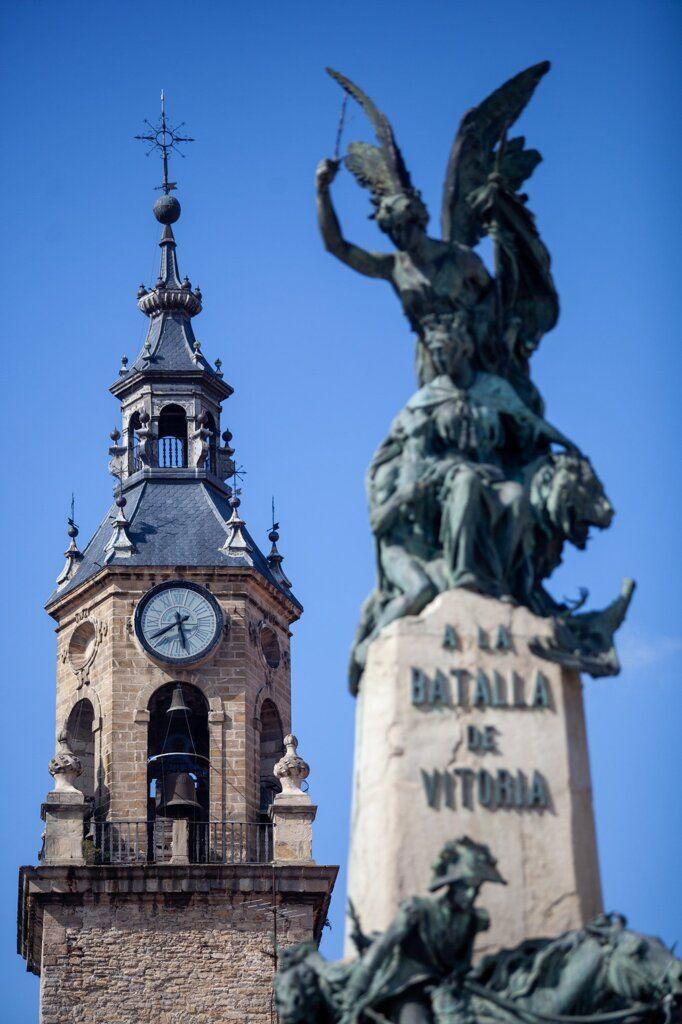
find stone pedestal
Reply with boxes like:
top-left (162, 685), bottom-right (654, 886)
top-left (346, 589), bottom-right (602, 957)
top-left (271, 733), bottom-right (317, 863)
top-left (272, 797), bottom-right (317, 863)
top-left (41, 790), bottom-right (86, 866)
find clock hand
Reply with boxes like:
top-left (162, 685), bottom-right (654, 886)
top-left (175, 612), bottom-right (187, 650)
top-left (149, 614), bottom-right (190, 641)
top-left (150, 621), bottom-right (179, 640)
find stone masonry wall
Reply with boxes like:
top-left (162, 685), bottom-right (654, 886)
top-left (39, 892), bottom-right (311, 1024)
top-left (52, 567), bottom-right (296, 825)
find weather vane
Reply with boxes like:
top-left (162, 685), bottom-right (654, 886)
top-left (134, 91), bottom-right (194, 194)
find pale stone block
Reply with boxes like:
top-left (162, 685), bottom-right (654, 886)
top-left (271, 799), bottom-right (317, 863)
top-left (41, 792), bottom-right (86, 866)
top-left (170, 819), bottom-right (189, 865)
top-left (346, 589), bottom-right (602, 958)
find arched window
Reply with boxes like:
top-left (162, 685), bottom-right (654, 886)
top-left (205, 411), bottom-right (217, 475)
top-left (259, 699), bottom-right (284, 816)
top-left (147, 683), bottom-right (209, 822)
top-left (157, 404), bottom-right (187, 468)
top-left (65, 699), bottom-right (95, 802)
top-left (128, 411), bottom-right (142, 473)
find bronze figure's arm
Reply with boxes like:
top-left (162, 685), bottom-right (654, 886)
top-left (316, 158), bottom-right (394, 279)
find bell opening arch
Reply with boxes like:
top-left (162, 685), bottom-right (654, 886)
top-left (147, 682), bottom-right (209, 822)
top-left (258, 698), bottom-right (285, 817)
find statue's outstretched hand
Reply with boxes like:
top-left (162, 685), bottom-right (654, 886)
top-left (316, 157), bottom-right (340, 190)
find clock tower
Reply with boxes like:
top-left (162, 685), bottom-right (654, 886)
top-left (17, 103), bottom-right (336, 1023)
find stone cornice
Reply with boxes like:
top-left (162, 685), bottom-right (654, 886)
top-left (18, 863), bottom-right (338, 974)
top-left (109, 366), bottom-right (233, 402)
top-left (45, 563), bottom-right (303, 624)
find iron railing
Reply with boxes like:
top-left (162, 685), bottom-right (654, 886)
top-left (190, 821), bottom-right (273, 865)
top-left (93, 820), bottom-right (150, 865)
top-left (92, 820), bottom-right (273, 866)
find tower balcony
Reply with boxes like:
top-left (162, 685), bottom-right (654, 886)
top-left (90, 819), bottom-right (273, 866)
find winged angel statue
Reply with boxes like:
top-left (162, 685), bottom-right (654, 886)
top-left (316, 63), bottom-right (634, 691)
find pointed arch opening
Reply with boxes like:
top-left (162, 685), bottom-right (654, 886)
top-left (65, 698), bottom-right (95, 803)
top-left (258, 699), bottom-right (284, 817)
top-left (158, 404), bottom-right (187, 468)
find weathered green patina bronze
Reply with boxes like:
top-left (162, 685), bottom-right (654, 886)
top-left (274, 838), bottom-right (682, 1023)
top-left (316, 64), bottom-right (634, 691)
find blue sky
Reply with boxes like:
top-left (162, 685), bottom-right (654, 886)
top-left (2, 0), bottom-right (681, 1017)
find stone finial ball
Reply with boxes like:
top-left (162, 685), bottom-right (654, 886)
top-left (153, 194), bottom-right (181, 224)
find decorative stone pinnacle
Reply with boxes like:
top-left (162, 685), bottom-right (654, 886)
top-left (274, 735), bottom-right (310, 795)
top-left (56, 516), bottom-right (84, 588)
top-left (105, 487), bottom-right (136, 560)
top-left (48, 743), bottom-right (83, 793)
top-left (222, 428), bottom-right (235, 457)
top-left (221, 490), bottom-right (252, 556)
top-left (119, 355), bottom-right (129, 375)
top-left (267, 519), bottom-right (292, 589)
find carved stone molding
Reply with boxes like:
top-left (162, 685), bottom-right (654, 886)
top-left (67, 618), bottom-right (107, 689)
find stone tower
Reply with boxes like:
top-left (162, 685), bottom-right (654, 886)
top-left (18, 175), bottom-right (336, 1023)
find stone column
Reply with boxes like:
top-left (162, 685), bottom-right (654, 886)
top-left (346, 589), bottom-right (602, 957)
top-left (170, 818), bottom-right (189, 864)
top-left (42, 747), bottom-right (87, 866)
top-left (270, 735), bottom-right (317, 863)
top-left (208, 705), bottom-right (225, 822)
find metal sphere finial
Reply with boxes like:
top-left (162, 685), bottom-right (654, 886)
top-left (153, 194), bottom-right (181, 224)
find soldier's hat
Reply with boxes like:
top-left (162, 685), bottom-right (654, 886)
top-left (428, 836), bottom-right (507, 891)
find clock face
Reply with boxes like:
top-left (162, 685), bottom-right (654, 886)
top-left (135, 582), bottom-right (223, 666)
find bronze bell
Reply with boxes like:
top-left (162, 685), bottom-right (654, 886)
top-left (159, 771), bottom-right (201, 817)
top-left (167, 684), bottom-right (191, 716)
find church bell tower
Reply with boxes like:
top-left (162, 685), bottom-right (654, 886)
top-left (18, 98), bottom-right (336, 1023)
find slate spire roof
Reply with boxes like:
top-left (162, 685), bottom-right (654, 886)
top-left (48, 480), bottom-right (301, 610)
top-left (49, 186), bottom-right (299, 613)
top-left (114, 213), bottom-right (229, 390)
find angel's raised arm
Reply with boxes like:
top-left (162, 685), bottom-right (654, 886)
top-left (316, 157), bottom-right (393, 280)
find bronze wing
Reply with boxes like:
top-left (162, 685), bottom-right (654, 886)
top-left (441, 61), bottom-right (550, 246)
top-left (442, 62), bottom-right (558, 343)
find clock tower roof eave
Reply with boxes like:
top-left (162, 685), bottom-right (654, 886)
top-left (109, 365), bottom-right (234, 402)
top-left (45, 479), bottom-right (302, 616)
top-left (45, 561), bottom-right (303, 624)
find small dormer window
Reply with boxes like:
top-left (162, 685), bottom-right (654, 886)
top-left (158, 404), bottom-right (187, 467)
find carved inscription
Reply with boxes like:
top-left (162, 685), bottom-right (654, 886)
top-left (416, 622), bottom-right (553, 813)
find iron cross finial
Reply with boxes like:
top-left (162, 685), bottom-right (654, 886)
top-left (134, 91), bottom-right (195, 194)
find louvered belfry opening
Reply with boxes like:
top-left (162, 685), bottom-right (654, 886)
top-left (157, 404), bottom-right (188, 467)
